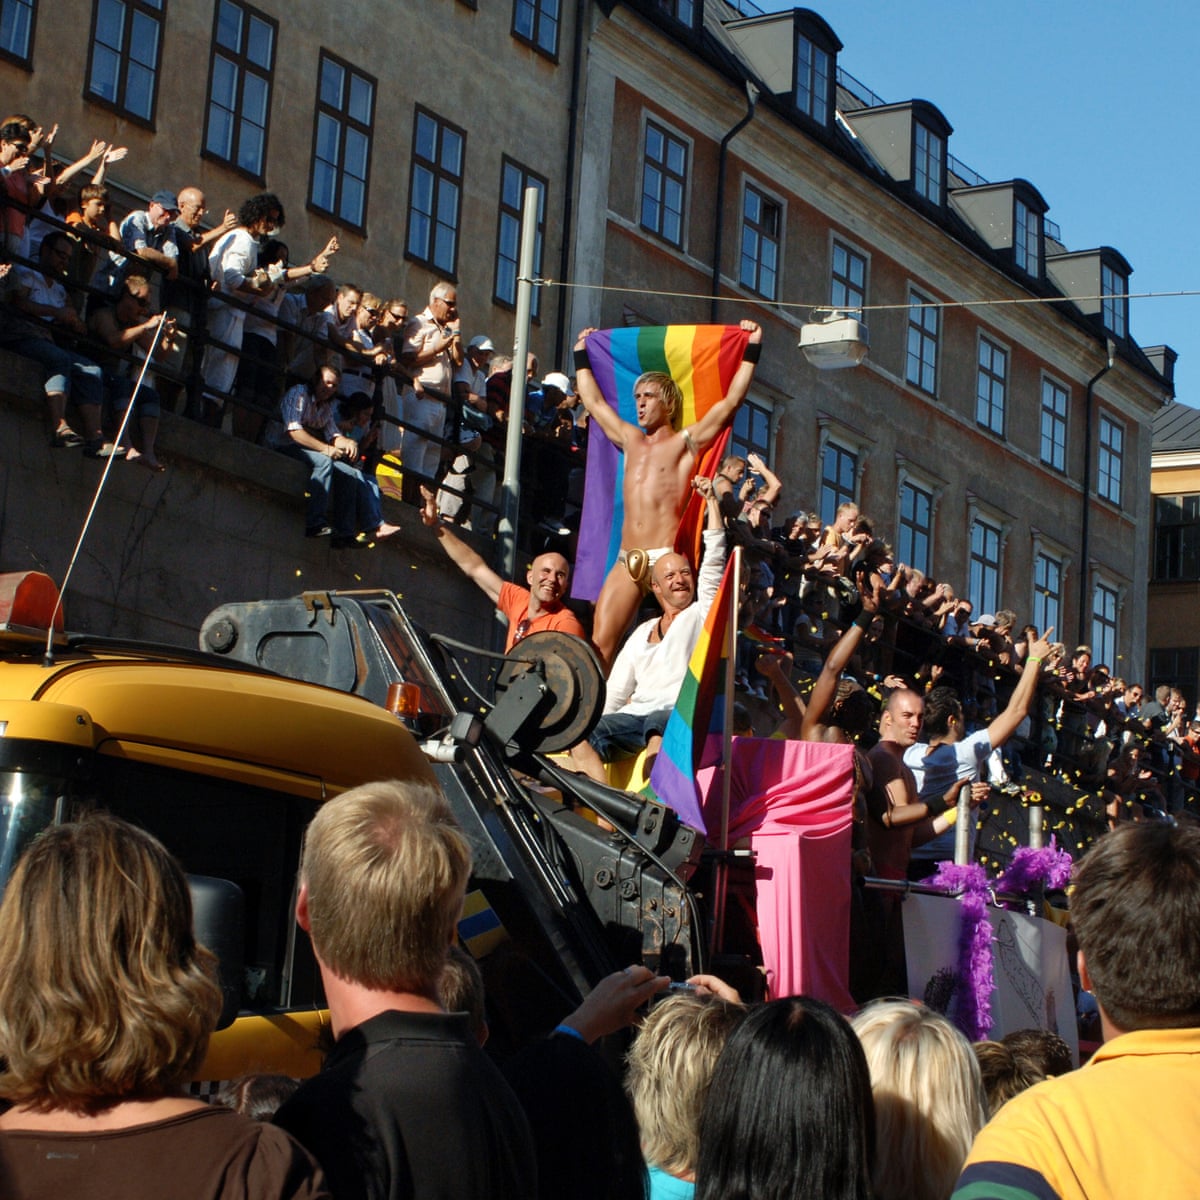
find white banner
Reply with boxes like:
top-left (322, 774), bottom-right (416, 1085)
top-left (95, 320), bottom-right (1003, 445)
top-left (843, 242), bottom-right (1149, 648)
top-left (903, 893), bottom-right (1079, 1066)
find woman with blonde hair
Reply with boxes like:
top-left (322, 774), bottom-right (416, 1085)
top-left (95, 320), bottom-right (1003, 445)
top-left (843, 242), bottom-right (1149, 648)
top-left (851, 1000), bottom-right (986, 1200)
top-left (625, 991), bottom-right (745, 1199)
top-left (0, 812), bottom-right (327, 1199)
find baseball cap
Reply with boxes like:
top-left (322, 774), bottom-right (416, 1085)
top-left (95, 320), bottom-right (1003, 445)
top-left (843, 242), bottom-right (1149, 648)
top-left (468, 334), bottom-right (495, 352)
top-left (541, 371), bottom-right (574, 396)
top-left (151, 190), bottom-right (180, 212)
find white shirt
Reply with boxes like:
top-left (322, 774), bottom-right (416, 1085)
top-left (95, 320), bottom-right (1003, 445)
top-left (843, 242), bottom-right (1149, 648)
top-left (604, 530), bottom-right (727, 717)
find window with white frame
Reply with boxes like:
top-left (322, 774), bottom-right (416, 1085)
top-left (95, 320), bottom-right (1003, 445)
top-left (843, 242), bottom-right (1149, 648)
top-left (1101, 262), bottom-right (1127, 339)
top-left (310, 51), bottom-right (375, 230)
top-left (1098, 414), bottom-right (1123, 506)
top-left (968, 516), bottom-right (1002, 614)
top-left (640, 119), bottom-right (687, 248)
top-left (494, 158), bottom-right (546, 318)
top-left (739, 183), bottom-right (780, 300)
top-left (204, 0), bottom-right (275, 180)
top-left (1040, 377), bottom-right (1068, 471)
top-left (898, 479), bottom-right (933, 577)
top-left (795, 30), bottom-right (831, 124)
top-left (906, 289), bottom-right (938, 394)
top-left (405, 106), bottom-right (464, 275)
top-left (86, 0), bottom-right (163, 124)
top-left (512, 0), bottom-right (559, 57)
top-left (1013, 196), bottom-right (1041, 277)
top-left (913, 120), bottom-right (944, 205)
top-left (820, 441), bottom-right (857, 526)
top-left (830, 240), bottom-right (866, 311)
top-left (975, 336), bottom-right (1007, 435)
top-left (1091, 580), bottom-right (1119, 669)
top-left (1032, 550), bottom-right (1062, 639)
top-left (0, 0), bottom-right (35, 64)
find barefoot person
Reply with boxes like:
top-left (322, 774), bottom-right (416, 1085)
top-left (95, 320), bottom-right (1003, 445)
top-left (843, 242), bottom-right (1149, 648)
top-left (573, 320), bottom-right (762, 670)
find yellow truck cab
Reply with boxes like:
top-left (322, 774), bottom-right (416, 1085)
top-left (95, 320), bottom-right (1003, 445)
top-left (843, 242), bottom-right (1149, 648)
top-left (0, 571), bottom-right (434, 1087)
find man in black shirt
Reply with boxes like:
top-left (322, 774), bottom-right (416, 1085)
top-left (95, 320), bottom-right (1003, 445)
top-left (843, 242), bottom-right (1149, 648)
top-left (274, 780), bottom-right (536, 1199)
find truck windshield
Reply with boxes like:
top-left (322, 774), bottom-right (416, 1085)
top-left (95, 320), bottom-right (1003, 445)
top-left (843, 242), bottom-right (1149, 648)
top-left (0, 772), bottom-right (62, 893)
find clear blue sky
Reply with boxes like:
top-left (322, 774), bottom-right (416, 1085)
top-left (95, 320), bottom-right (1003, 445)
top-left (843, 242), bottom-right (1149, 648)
top-left (759, 0), bottom-right (1198, 407)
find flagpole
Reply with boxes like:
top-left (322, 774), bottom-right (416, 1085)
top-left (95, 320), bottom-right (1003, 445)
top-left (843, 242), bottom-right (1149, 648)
top-left (710, 545), bottom-right (741, 957)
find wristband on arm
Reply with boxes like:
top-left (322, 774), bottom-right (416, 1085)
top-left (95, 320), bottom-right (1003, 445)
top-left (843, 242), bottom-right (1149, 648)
top-left (573, 346), bottom-right (592, 372)
top-left (742, 341), bottom-right (761, 363)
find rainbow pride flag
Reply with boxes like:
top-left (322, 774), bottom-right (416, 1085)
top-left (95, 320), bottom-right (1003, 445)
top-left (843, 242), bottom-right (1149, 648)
top-left (648, 550), bottom-right (738, 833)
top-left (572, 325), bottom-right (749, 601)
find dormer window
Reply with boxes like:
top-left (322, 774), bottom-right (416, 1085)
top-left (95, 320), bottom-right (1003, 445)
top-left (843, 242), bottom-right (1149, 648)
top-left (1101, 261), bottom-right (1127, 339)
top-left (795, 30), bottom-right (832, 124)
top-left (654, 0), bottom-right (696, 29)
top-left (1014, 196), bottom-right (1041, 277)
top-left (913, 120), bottom-right (944, 205)
top-left (725, 10), bottom-right (840, 130)
top-left (843, 101), bottom-right (951, 208)
top-left (1046, 246), bottom-right (1132, 340)
top-left (949, 180), bottom-right (1047, 281)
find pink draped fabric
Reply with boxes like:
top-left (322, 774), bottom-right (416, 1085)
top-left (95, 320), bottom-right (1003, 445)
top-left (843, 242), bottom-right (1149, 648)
top-left (698, 737), bottom-right (856, 1011)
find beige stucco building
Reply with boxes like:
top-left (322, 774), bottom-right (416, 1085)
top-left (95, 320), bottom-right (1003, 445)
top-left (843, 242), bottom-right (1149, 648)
top-left (1148, 401), bottom-right (1200, 701)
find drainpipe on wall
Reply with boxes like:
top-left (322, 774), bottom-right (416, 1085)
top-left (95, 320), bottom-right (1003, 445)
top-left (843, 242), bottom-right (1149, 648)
top-left (709, 79), bottom-right (760, 323)
top-left (554, 0), bottom-right (587, 360)
top-left (1077, 337), bottom-right (1117, 644)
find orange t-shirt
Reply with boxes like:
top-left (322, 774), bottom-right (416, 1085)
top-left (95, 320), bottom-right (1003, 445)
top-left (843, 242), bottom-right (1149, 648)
top-left (497, 582), bottom-right (586, 652)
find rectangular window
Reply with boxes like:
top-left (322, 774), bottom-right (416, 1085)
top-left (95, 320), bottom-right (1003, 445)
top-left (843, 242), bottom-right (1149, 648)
top-left (1040, 377), bottom-right (1068, 471)
top-left (975, 336), bottom-right (1007, 435)
top-left (1150, 647), bottom-right (1199, 699)
top-left (1091, 582), bottom-right (1118, 669)
top-left (512, 0), bottom-right (559, 57)
top-left (1154, 494), bottom-right (1200, 581)
top-left (913, 121), bottom-right (943, 205)
top-left (731, 399), bottom-right (771, 467)
top-left (897, 480), bottom-right (933, 577)
top-left (640, 119), bottom-right (687, 249)
top-left (204, 0), bottom-right (275, 180)
top-left (86, 0), bottom-right (164, 124)
top-left (739, 183), bottom-right (780, 300)
top-left (795, 32), bottom-right (831, 124)
top-left (1014, 197), bottom-right (1040, 276)
top-left (0, 0), bottom-right (36, 65)
top-left (1032, 551), bottom-right (1062, 640)
top-left (819, 442), bottom-right (857, 527)
top-left (653, 0), bottom-right (695, 25)
top-left (405, 106), bottom-right (464, 276)
top-left (830, 240), bottom-right (866, 311)
top-left (906, 289), bottom-right (938, 395)
top-left (310, 51), bottom-right (374, 231)
top-left (968, 517), bottom-right (1001, 615)
top-left (1098, 414), bottom-right (1123, 506)
top-left (494, 158), bottom-right (546, 318)
top-left (1101, 262), bottom-right (1127, 339)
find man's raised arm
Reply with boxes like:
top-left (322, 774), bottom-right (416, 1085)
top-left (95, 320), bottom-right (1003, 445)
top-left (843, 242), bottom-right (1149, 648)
top-left (420, 486), bottom-right (503, 604)
top-left (987, 628), bottom-right (1059, 748)
top-left (688, 319), bottom-right (762, 448)
top-left (572, 327), bottom-right (632, 449)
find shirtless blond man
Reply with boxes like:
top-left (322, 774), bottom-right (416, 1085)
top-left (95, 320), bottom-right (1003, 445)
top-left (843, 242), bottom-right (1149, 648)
top-left (573, 319), bottom-right (762, 670)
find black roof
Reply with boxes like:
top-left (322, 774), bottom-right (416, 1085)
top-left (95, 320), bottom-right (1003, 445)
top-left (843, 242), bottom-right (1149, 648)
top-left (1153, 402), bottom-right (1200, 452)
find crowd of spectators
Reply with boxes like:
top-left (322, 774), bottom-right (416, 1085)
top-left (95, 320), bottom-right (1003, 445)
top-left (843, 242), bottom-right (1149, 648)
top-left (1, 112), bottom-right (584, 542)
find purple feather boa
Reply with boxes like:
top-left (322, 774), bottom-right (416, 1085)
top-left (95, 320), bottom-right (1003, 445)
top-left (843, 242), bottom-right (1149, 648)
top-left (926, 840), bottom-right (1073, 1041)
top-left (928, 862), bottom-right (994, 1041)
